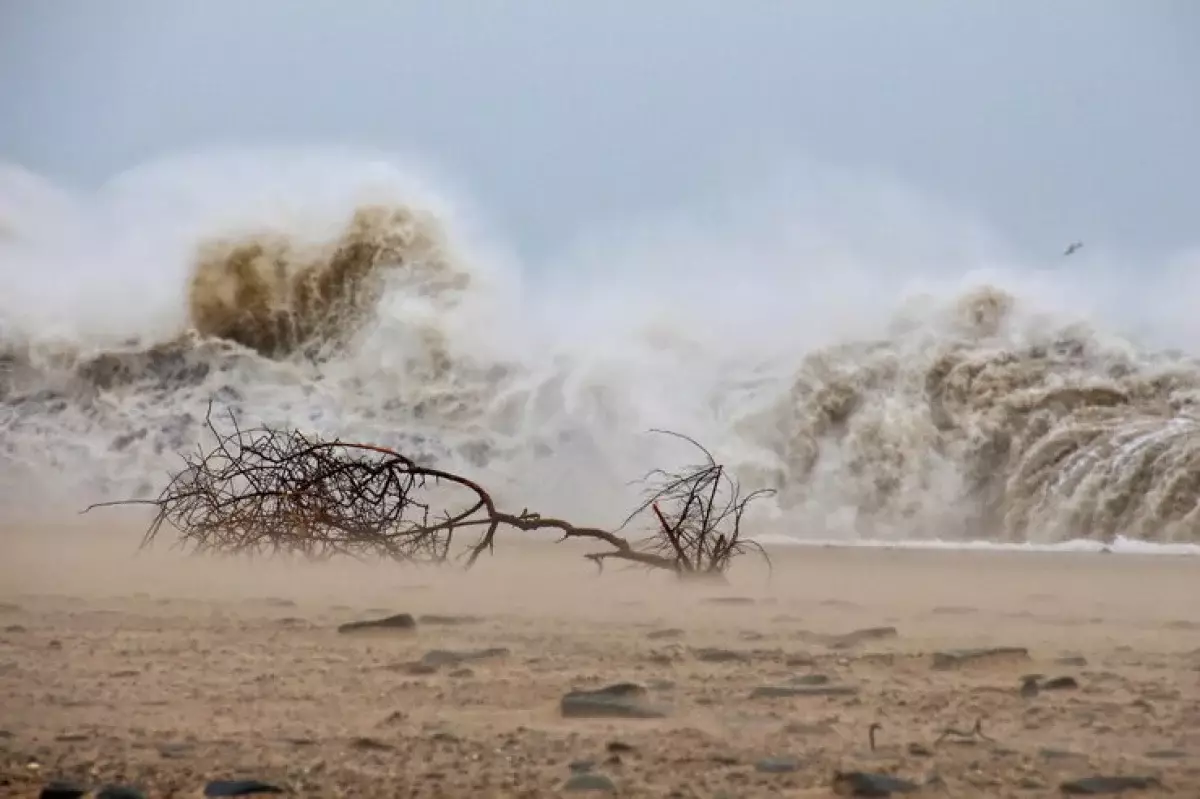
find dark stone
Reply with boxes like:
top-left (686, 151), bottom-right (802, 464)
top-left (417, 614), bottom-right (484, 626)
top-left (693, 647), bottom-right (745, 663)
top-left (751, 685), bottom-right (858, 699)
top-left (1143, 749), bottom-right (1187, 759)
top-left (788, 673), bottom-right (831, 686)
top-left (337, 613), bottom-right (416, 633)
top-left (646, 628), bottom-right (685, 640)
top-left (1056, 655), bottom-right (1088, 667)
top-left (1059, 775), bottom-right (1161, 795)
top-left (827, 626), bottom-right (898, 649)
top-left (755, 757), bottom-right (800, 773)
top-left (203, 780), bottom-right (286, 796)
top-left (907, 743), bottom-right (933, 757)
top-left (563, 772), bottom-right (617, 792)
top-left (420, 647), bottom-right (509, 667)
top-left (38, 783), bottom-right (88, 799)
top-left (398, 662), bottom-right (439, 675)
top-left (568, 760), bottom-right (595, 773)
top-left (606, 740), bottom-right (635, 753)
top-left (831, 771), bottom-right (920, 796)
top-left (1020, 675), bottom-right (1041, 697)
top-left (1041, 675), bottom-right (1080, 690)
top-left (350, 736), bottom-right (394, 751)
top-left (930, 646), bottom-right (1028, 670)
top-left (561, 683), bottom-right (666, 719)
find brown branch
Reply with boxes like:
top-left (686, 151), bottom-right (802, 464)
top-left (84, 401), bottom-right (774, 576)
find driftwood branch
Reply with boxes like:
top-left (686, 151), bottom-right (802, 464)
top-left (86, 403), bottom-right (773, 576)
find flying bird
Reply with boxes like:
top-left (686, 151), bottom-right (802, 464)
top-left (1063, 241), bottom-right (1084, 257)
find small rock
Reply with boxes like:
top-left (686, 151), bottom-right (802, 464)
top-left (693, 647), bottom-right (745, 663)
top-left (1056, 655), bottom-right (1088, 667)
top-left (55, 734), bottom-right (88, 743)
top-left (156, 742), bottom-right (193, 759)
top-left (561, 683), bottom-right (667, 719)
top-left (568, 760), bottom-right (595, 773)
top-left (827, 626), bottom-right (898, 649)
top-left (448, 667), bottom-right (474, 678)
top-left (1041, 676), bottom-right (1079, 690)
top-left (420, 647), bottom-right (509, 667)
top-left (646, 628), bottom-right (684, 640)
top-left (350, 736), bottom-right (394, 751)
top-left (788, 673), bottom-right (831, 686)
top-left (831, 771), bottom-right (920, 796)
top-left (417, 614), bottom-right (484, 626)
top-left (95, 787), bottom-right (148, 799)
top-left (3, 624), bottom-right (26, 633)
top-left (337, 613), bottom-right (416, 633)
top-left (1040, 748), bottom-right (1085, 760)
top-left (606, 741), bottom-right (635, 753)
top-left (751, 685), bottom-right (858, 699)
top-left (1020, 675), bottom-right (1040, 697)
top-left (907, 743), bottom-right (933, 757)
top-left (930, 646), bottom-right (1028, 670)
top-left (563, 772), bottom-right (618, 792)
top-left (1059, 775), bottom-right (1161, 795)
top-left (756, 757), bottom-right (800, 773)
top-left (38, 783), bottom-right (88, 799)
top-left (1143, 749), bottom-right (1186, 760)
top-left (398, 662), bottom-right (439, 675)
top-left (203, 780), bottom-right (286, 796)
top-left (785, 654), bottom-right (816, 667)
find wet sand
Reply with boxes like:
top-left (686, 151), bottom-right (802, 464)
top-left (1, 523), bottom-right (1198, 797)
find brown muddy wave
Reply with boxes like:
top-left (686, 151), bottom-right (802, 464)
top-left (4, 207), bottom-right (1200, 545)
top-left (187, 203), bottom-right (470, 360)
top-left (740, 287), bottom-right (1200, 544)
top-left (2, 203), bottom-right (470, 395)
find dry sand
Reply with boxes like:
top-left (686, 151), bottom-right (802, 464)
top-left (2, 518), bottom-right (1199, 797)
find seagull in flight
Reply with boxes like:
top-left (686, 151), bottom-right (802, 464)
top-left (1063, 241), bottom-right (1084, 257)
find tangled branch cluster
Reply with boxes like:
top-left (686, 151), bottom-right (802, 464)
top-left (91, 405), bottom-right (773, 576)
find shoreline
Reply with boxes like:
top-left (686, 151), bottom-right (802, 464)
top-left (2, 523), bottom-right (1197, 796)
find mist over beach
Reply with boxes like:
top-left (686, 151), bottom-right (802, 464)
top-left (3, 7), bottom-right (1200, 797)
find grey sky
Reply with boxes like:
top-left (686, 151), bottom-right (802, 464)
top-left (1, 1), bottom-right (1197, 265)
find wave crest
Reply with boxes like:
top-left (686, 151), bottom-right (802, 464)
top-left (188, 204), bottom-right (469, 359)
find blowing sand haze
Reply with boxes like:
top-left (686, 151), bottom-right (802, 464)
top-left (2, 151), bottom-right (1200, 796)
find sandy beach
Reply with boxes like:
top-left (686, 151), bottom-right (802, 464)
top-left (2, 520), bottom-right (1198, 798)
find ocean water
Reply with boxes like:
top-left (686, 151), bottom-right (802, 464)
top-left (3, 148), bottom-right (1199, 555)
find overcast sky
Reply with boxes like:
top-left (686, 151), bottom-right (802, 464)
top-left (1, 1), bottom-right (1197, 265)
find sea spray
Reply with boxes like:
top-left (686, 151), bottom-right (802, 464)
top-left (2, 148), bottom-right (1200, 547)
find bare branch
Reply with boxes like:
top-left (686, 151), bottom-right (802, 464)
top-left (85, 402), bottom-right (773, 576)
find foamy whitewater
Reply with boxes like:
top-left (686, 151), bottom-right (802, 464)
top-left (3, 149), bottom-right (1200, 554)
